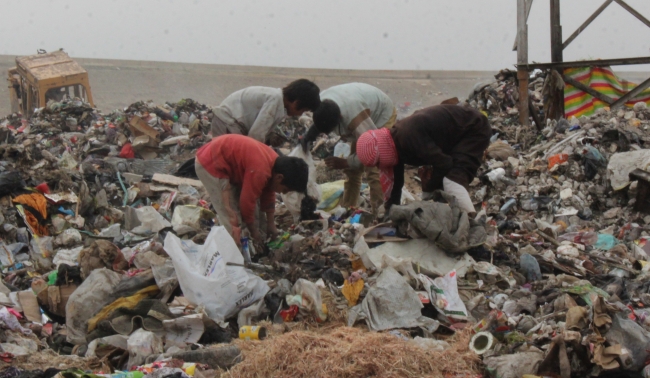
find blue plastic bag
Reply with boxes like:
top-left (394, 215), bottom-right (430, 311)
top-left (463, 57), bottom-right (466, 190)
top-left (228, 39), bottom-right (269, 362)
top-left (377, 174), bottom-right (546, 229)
top-left (594, 234), bottom-right (617, 251)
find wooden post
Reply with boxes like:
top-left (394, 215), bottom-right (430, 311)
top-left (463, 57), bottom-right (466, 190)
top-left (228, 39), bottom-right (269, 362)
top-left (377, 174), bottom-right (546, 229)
top-left (549, 0), bottom-right (564, 120)
top-left (512, 0), bottom-right (534, 51)
top-left (550, 0), bottom-right (563, 63)
top-left (517, 0), bottom-right (530, 127)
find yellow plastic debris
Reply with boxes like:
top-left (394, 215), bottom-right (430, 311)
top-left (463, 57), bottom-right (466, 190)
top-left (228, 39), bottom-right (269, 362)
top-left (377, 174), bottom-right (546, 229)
top-left (342, 279), bottom-right (364, 306)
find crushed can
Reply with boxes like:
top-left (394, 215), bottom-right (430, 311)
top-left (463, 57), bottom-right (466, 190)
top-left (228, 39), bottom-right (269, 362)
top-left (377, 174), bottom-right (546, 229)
top-left (279, 305), bottom-right (299, 322)
top-left (239, 325), bottom-right (267, 340)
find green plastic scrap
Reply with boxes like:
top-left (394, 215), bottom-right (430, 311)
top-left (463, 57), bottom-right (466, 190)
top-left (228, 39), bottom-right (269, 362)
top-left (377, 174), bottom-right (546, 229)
top-left (267, 232), bottom-right (291, 249)
top-left (562, 282), bottom-right (609, 306)
top-left (504, 331), bottom-right (527, 345)
top-left (47, 271), bottom-right (58, 285)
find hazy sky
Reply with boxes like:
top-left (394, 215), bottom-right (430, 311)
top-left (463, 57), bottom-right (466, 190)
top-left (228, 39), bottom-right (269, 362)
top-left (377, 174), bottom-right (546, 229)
top-left (2, 0), bottom-right (650, 71)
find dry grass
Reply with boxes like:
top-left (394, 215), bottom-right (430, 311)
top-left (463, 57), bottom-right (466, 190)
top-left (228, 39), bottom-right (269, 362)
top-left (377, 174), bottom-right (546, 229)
top-left (223, 327), bottom-right (482, 378)
top-left (1, 349), bottom-right (108, 372)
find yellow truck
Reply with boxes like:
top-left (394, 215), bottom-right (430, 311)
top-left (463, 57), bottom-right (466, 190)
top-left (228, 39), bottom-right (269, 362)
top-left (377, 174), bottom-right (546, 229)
top-left (7, 50), bottom-right (94, 116)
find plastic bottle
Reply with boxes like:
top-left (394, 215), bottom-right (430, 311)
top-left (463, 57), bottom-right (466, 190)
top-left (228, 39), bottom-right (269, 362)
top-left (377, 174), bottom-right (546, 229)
top-left (520, 196), bottom-right (552, 211)
top-left (520, 253), bottom-right (542, 282)
top-left (500, 198), bottom-right (517, 214)
top-left (486, 168), bottom-right (517, 186)
top-left (170, 109), bottom-right (179, 122)
top-left (557, 231), bottom-right (598, 245)
top-left (500, 176), bottom-right (517, 186)
top-left (520, 198), bottom-right (539, 211)
top-left (472, 309), bottom-right (506, 333)
top-left (240, 237), bottom-right (252, 264)
top-left (577, 207), bottom-right (593, 220)
top-left (582, 145), bottom-right (606, 166)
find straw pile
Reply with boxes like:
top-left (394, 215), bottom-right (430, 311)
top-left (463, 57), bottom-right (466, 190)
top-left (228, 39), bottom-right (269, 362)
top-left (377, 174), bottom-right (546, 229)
top-left (225, 327), bottom-right (482, 378)
top-left (1, 349), bottom-right (107, 372)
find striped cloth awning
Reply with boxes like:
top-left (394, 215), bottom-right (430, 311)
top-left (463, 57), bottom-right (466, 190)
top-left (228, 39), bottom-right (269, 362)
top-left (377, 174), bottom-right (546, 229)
top-left (564, 66), bottom-right (650, 118)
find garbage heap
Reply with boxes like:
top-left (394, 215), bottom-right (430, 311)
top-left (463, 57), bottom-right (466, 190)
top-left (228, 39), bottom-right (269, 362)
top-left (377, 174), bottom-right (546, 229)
top-left (2, 82), bottom-right (650, 378)
top-left (467, 68), bottom-right (545, 120)
top-left (459, 78), bottom-right (650, 377)
top-left (0, 97), bottom-right (479, 378)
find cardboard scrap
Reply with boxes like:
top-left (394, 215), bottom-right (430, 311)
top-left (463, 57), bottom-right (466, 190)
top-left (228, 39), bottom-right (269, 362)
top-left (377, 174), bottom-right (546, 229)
top-left (129, 116), bottom-right (160, 140)
top-left (367, 238), bottom-right (475, 278)
top-left (17, 291), bottom-right (41, 323)
top-left (44, 192), bottom-right (79, 204)
top-left (565, 306), bottom-right (589, 330)
top-left (362, 223), bottom-right (408, 243)
top-left (160, 135), bottom-right (189, 146)
top-left (593, 343), bottom-right (621, 370)
top-left (42, 284), bottom-right (78, 317)
top-left (593, 296), bottom-right (614, 328)
top-left (132, 135), bottom-right (159, 149)
top-left (152, 173), bottom-right (203, 188)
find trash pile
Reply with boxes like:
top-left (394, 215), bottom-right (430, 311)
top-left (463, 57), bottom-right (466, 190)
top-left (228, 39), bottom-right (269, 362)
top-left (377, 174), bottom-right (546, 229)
top-left (467, 69), bottom-right (546, 120)
top-left (461, 77), bottom-right (650, 377)
top-left (2, 80), bottom-right (650, 378)
top-left (0, 96), bottom-right (477, 378)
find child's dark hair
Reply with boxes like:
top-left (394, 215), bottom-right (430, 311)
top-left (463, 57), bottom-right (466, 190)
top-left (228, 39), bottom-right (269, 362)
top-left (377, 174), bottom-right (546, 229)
top-left (283, 79), bottom-right (321, 111)
top-left (313, 99), bottom-right (341, 134)
top-left (273, 156), bottom-right (308, 193)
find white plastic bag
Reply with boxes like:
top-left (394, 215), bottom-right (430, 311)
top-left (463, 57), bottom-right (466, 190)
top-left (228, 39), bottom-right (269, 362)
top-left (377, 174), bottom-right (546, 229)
top-left (86, 335), bottom-right (129, 358)
top-left (66, 268), bottom-right (122, 344)
top-left (288, 279), bottom-right (327, 322)
top-left (281, 146), bottom-right (322, 223)
top-left (163, 226), bottom-right (270, 323)
top-left (418, 270), bottom-right (469, 321)
top-left (131, 206), bottom-right (171, 234)
top-left (608, 149), bottom-right (650, 190)
top-left (127, 329), bottom-right (163, 367)
top-left (171, 205), bottom-right (214, 230)
top-left (52, 246), bottom-right (83, 268)
top-left (0, 306), bottom-right (32, 335)
top-left (333, 142), bottom-right (351, 158)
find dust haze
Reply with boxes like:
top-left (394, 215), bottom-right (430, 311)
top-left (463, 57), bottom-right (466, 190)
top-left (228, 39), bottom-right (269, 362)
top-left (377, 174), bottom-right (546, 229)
top-left (1, 0), bottom-right (649, 71)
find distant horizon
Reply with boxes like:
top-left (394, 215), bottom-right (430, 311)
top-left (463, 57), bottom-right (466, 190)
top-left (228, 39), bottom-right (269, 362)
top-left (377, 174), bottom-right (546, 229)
top-left (2, 0), bottom-right (649, 72)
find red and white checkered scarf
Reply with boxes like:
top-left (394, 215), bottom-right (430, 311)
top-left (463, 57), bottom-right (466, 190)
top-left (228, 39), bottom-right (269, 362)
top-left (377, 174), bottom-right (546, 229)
top-left (356, 128), bottom-right (398, 201)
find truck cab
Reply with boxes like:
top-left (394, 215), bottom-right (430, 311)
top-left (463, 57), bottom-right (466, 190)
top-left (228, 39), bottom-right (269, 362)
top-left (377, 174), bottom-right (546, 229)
top-left (7, 50), bottom-right (94, 116)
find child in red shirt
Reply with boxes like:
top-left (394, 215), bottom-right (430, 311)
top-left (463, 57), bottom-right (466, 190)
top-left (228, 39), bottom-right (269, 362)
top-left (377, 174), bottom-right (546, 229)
top-left (195, 135), bottom-right (308, 247)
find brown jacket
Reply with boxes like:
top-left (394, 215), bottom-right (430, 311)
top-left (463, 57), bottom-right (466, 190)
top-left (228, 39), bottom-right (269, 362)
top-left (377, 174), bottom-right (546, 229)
top-left (388, 105), bottom-right (491, 207)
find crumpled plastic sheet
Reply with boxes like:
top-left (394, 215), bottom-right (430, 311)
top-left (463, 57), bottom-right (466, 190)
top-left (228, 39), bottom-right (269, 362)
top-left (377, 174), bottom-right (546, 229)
top-left (127, 328), bottom-right (163, 368)
top-left (607, 149), bottom-right (650, 190)
top-left (388, 192), bottom-right (486, 254)
top-left (66, 268), bottom-right (122, 345)
top-left (348, 267), bottom-right (439, 332)
top-left (604, 312), bottom-right (650, 371)
top-left (0, 306), bottom-right (32, 335)
top-left (484, 350), bottom-right (544, 378)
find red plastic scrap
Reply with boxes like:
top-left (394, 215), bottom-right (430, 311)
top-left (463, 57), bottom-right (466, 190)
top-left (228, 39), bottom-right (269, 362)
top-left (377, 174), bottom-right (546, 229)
top-left (0, 352), bottom-right (13, 362)
top-left (35, 183), bottom-right (51, 194)
top-left (120, 143), bottom-right (135, 159)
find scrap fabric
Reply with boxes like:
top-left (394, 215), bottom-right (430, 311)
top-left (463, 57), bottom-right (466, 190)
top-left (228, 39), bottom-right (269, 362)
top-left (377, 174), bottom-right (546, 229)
top-left (564, 66), bottom-right (650, 118)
